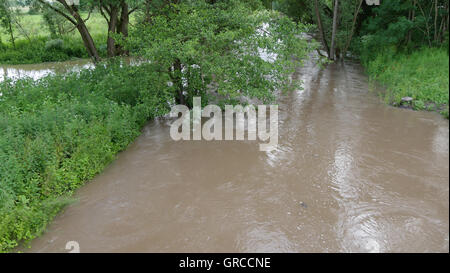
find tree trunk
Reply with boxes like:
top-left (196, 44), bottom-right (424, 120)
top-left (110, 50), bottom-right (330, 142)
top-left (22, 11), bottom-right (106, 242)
top-left (119, 2), bottom-right (129, 37)
top-left (330, 0), bottom-right (339, 60)
top-left (173, 59), bottom-right (185, 105)
top-left (14, 20), bottom-right (31, 43)
top-left (116, 1), bottom-right (129, 55)
top-left (76, 21), bottom-right (100, 63)
top-left (38, 0), bottom-right (100, 63)
top-left (8, 20), bottom-right (15, 49)
top-left (407, 0), bottom-right (417, 45)
top-left (144, 0), bottom-right (153, 24)
top-left (342, 0), bottom-right (363, 58)
top-left (313, 0), bottom-right (330, 58)
top-left (417, 1), bottom-right (432, 47)
top-left (434, 0), bottom-right (438, 41)
top-left (71, 9), bottom-right (100, 62)
top-left (438, 13), bottom-right (445, 42)
top-left (107, 5), bottom-right (119, 57)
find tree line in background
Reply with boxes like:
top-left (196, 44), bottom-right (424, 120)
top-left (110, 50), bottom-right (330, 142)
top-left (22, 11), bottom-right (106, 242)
top-left (1, 0), bottom-right (313, 105)
top-left (2, 0), bottom-right (448, 63)
top-left (270, 0), bottom-right (449, 60)
top-left (266, 0), bottom-right (448, 117)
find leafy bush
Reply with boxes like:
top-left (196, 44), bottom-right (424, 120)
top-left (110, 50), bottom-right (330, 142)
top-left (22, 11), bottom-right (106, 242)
top-left (127, 0), bottom-right (311, 107)
top-left (0, 35), bottom-right (107, 64)
top-left (0, 61), bottom-right (172, 252)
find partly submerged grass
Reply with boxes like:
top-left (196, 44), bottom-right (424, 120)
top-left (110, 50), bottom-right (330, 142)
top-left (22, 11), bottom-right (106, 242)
top-left (364, 47), bottom-right (449, 118)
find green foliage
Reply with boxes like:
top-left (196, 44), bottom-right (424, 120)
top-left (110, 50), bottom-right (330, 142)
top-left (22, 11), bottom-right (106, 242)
top-left (0, 0), bottom-right (312, 252)
top-left (351, 1), bottom-right (449, 116)
top-left (44, 38), bottom-right (63, 50)
top-left (366, 47), bottom-right (449, 118)
top-left (355, 0), bottom-right (449, 62)
top-left (0, 35), bottom-right (107, 64)
top-left (0, 61), bottom-right (172, 252)
top-left (0, 0), bottom-right (16, 45)
top-left (271, 0), bottom-right (313, 23)
top-left (0, 11), bottom-right (109, 64)
top-left (42, 5), bottom-right (72, 38)
top-left (127, 0), bottom-right (312, 106)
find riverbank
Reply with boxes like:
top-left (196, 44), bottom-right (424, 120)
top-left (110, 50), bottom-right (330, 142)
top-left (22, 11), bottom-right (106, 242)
top-left (0, 61), bottom-right (171, 252)
top-left (362, 47), bottom-right (449, 119)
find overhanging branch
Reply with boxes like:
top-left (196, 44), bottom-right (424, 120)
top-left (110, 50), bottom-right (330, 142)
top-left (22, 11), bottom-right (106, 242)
top-left (37, 0), bottom-right (77, 26)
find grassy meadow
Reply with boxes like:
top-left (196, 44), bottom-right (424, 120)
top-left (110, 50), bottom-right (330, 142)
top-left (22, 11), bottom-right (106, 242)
top-left (365, 47), bottom-right (449, 118)
top-left (0, 12), bottom-right (110, 64)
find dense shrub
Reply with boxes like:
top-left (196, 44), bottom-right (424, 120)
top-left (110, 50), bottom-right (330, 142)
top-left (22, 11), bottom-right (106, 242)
top-left (0, 35), bottom-right (107, 64)
top-left (0, 61), bottom-right (172, 252)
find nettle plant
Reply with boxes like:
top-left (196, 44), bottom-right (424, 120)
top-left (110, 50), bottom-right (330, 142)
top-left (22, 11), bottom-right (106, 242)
top-left (125, 0), bottom-right (313, 108)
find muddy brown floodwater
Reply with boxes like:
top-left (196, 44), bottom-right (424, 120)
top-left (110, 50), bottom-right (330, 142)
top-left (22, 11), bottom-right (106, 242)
top-left (20, 55), bottom-right (449, 253)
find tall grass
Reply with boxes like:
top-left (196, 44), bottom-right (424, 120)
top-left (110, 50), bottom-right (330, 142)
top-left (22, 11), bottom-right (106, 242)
top-left (364, 47), bottom-right (449, 118)
top-left (0, 13), bottom-right (110, 64)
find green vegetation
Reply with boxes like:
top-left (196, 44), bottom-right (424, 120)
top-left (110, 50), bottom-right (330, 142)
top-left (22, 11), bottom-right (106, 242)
top-left (0, 0), bottom-right (447, 253)
top-left (0, 12), bottom-right (108, 64)
top-left (0, 35), bottom-right (107, 64)
top-left (0, 13), bottom-right (106, 41)
top-left (126, 0), bottom-right (310, 106)
top-left (0, 0), bottom-right (311, 252)
top-left (0, 61), bottom-right (172, 251)
top-left (365, 47), bottom-right (449, 118)
top-left (273, 0), bottom-right (449, 117)
top-left (352, 0), bottom-right (449, 118)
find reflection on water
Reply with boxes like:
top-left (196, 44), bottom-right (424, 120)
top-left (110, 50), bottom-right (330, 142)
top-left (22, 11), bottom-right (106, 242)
top-left (20, 54), bottom-right (449, 253)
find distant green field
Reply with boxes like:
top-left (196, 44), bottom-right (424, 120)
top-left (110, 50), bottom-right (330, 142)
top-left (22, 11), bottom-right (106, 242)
top-left (1, 12), bottom-right (107, 43)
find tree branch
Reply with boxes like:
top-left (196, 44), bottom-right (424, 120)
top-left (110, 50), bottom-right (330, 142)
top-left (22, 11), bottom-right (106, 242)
top-left (37, 0), bottom-right (77, 26)
top-left (343, 0), bottom-right (363, 56)
top-left (99, 6), bottom-right (110, 25)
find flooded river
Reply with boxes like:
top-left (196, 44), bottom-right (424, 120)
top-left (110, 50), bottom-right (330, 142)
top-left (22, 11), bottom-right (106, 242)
top-left (9, 55), bottom-right (448, 253)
